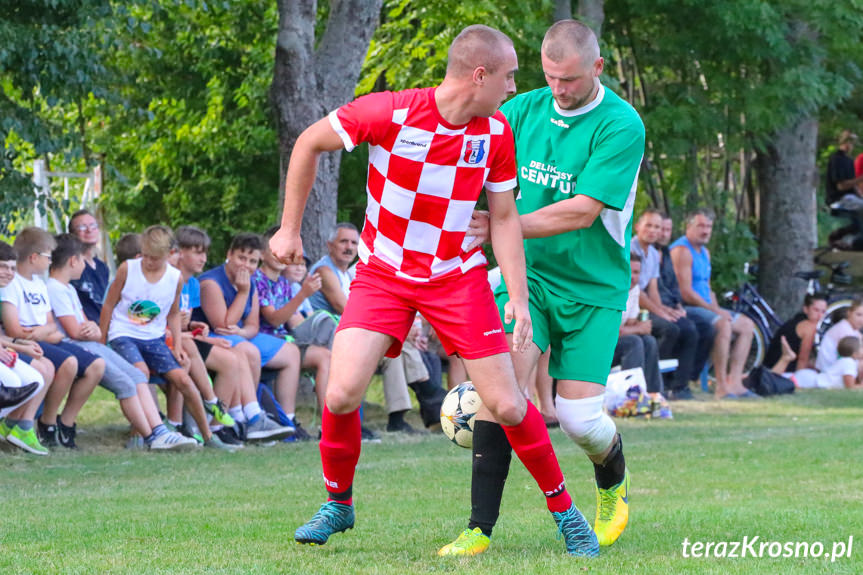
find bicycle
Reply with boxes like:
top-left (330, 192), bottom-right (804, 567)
top-left (722, 255), bottom-right (855, 370)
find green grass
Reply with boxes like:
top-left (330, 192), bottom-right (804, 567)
top-left (2, 386), bottom-right (862, 574)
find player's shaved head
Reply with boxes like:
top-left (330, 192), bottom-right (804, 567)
top-left (541, 19), bottom-right (600, 64)
top-left (446, 25), bottom-right (514, 77)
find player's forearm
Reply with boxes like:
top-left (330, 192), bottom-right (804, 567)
top-left (280, 120), bottom-right (342, 233)
top-left (491, 209), bottom-right (529, 302)
top-left (520, 196), bottom-right (602, 239)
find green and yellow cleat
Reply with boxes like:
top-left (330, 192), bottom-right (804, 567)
top-left (594, 469), bottom-right (630, 546)
top-left (437, 527), bottom-right (490, 557)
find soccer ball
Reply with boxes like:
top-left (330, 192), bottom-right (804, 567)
top-left (440, 382), bottom-right (482, 448)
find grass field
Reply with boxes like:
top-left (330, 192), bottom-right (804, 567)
top-left (2, 385), bottom-right (862, 574)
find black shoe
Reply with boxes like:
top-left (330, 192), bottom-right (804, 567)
top-left (215, 426), bottom-right (244, 446)
top-left (386, 419), bottom-right (424, 434)
top-left (361, 425), bottom-right (381, 443)
top-left (56, 418), bottom-right (78, 450)
top-left (0, 382), bottom-right (39, 409)
top-left (292, 419), bottom-right (312, 442)
top-left (669, 387), bottom-right (695, 401)
top-left (37, 419), bottom-right (58, 447)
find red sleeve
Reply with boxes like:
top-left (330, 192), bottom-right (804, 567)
top-left (484, 113), bottom-right (517, 193)
top-left (328, 91), bottom-right (394, 152)
top-left (855, 153), bottom-right (863, 178)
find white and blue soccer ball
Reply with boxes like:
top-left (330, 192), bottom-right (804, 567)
top-left (440, 381), bottom-right (482, 448)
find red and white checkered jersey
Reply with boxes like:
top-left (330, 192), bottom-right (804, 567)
top-left (328, 87), bottom-right (517, 282)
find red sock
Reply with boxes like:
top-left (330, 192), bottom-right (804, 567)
top-left (320, 405), bottom-right (362, 504)
top-left (501, 401), bottom-right (572, 513)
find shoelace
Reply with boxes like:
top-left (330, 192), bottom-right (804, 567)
top-left (452, 529), bottom-right (479, 549)
top-left (557, 507), bottom-right (590, 540)
top-left (598, 488), bottom-right (618, 522)
top-left (308, 503), bottom-right (347, 529)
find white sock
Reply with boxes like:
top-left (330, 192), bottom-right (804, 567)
top-left (168, 420), bottom-right (182, 428)
top-left (243, 402), bottom-right (262, 421)
top-left (229, 406), bottom-right (245, 423)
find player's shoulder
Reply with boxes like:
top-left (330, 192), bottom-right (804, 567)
top-left (598, 87), bottom-right (644, 132)
top-left (501, 87), bottom-right (552, 116)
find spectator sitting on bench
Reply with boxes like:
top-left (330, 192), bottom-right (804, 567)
top-left (100, 225), bottom-right (234, 450)
top-left (169, 228), bottom-right (293, 443)
top-left (614, 252), bottom-right (662, 393)
top-left (48, 233), bottom-right (196, 450)
top-left (671, 209), bottom-right (757, 399)
top-left (195, 232), bottom-right (305, 434)
top-left (1, 228), bottom-right (106, 450)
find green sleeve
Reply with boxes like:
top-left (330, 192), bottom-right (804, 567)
top-left (576, 117), bottom-right (645, 211)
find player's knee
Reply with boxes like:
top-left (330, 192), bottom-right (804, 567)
top-left (555, 394), bottom-right (616, 455)
top-left (325, 385), bottom-right (360, 414)
top-left (488, 395), bottom-right (526, 427)
top-left (737, 315), bottom-right (755, 333)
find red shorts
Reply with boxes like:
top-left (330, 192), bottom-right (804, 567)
top-left (338, 263), bottom-right (510, 359)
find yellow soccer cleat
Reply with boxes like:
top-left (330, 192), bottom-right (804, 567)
top-left (437, 527), bottom-right (490, 557)
top-left (594, 469), bottom-right (629, 546)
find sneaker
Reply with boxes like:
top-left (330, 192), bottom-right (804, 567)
top-left (204, 434), bottom-right (238, 452)
top-left (204, 399), bottom-right (235, 427)
top-left (285, 418), bottom-right (312, 442)
top-left (294, 501), bottom-right (355, 545)
top-left (37, 419), bottom-right (57, 448)
top-left (175, 424), bottom-right (204, 444)
top-left (8, 425), bottom-right (49, 456)
top-left (386, 419), bottom-right (424, 434)
top-left (149, 430), bottom-right (199, 451)
top-left (125, 435), bottom-right (146, 450)
top-left (437, 527), bottom-right (490, 557)
top-left (552, 503), bottom-right (599, 557)
top-left (57, 418), bottom-right (78, 450)
top-left (668, 388), bottom-right (695, 401)
top-left (246, 414), bottom-right (294, 441)
top-left (360, 425), bottom-right (381, 443)
top-left (0, 419), bottom-right (11, 443)
top-left (215, 426), bottom-right (245, 447)
top-left (594, 470), bottom-right (630, 546)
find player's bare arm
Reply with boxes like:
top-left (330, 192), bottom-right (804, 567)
top-left (466, 193), bottom-right (605, 245)
top-left (519, 193), bottom-right (605, 239)
top-left (271, 118), bottom-right (345, 264)
top-left (487, 188), bottom-right (532, 353)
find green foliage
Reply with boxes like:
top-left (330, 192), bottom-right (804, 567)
top-left (90, 0), bottom-right (282, 260)
top-left (0, 0), bottom-right (132, 233)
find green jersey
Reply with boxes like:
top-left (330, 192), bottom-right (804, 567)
top-left (500, 85), bottom-right (645, 310)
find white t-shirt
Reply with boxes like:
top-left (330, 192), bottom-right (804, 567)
top-left (46, 277), bottom-right (86, 338)
top-left (1, 273), bottom-right (52, 327)
top-left (796, 357), bottom-right (858, 389)
top-left (620, 285), bottom-right (640, 328)
top-left (815, 319), bottom-right (861, 372)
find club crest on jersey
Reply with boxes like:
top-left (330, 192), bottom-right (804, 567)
top-left (463, 139), bottom-right (486, 164)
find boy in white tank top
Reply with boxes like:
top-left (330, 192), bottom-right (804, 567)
top-left (99, 225), bottom-right (234, 451)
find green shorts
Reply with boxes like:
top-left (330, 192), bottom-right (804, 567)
top-left (495, 281), bottom-right (621, 384)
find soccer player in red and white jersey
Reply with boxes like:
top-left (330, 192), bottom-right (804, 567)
top-left (271, 25), bottom-right (596, 555)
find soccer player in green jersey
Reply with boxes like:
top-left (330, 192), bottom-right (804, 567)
top-left (439, 20), bottom-right (645, 557)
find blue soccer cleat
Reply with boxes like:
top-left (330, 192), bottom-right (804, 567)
top-left (552, 503), bottom-right (600, 557)
top-left (295, 501), bottom-right (355, 545)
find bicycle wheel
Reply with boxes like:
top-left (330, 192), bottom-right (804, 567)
top-left (817, 298), bottom-right (853, 341)
top-left (743, 313), bottom-right (768, 372)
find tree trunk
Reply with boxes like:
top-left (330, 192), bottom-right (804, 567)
top-left (755, 117), bottom-right (818, 320)
top-left (578, 0), bottom-right (605, 38)
top-left (271, 0), bottom-right (381, 261)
